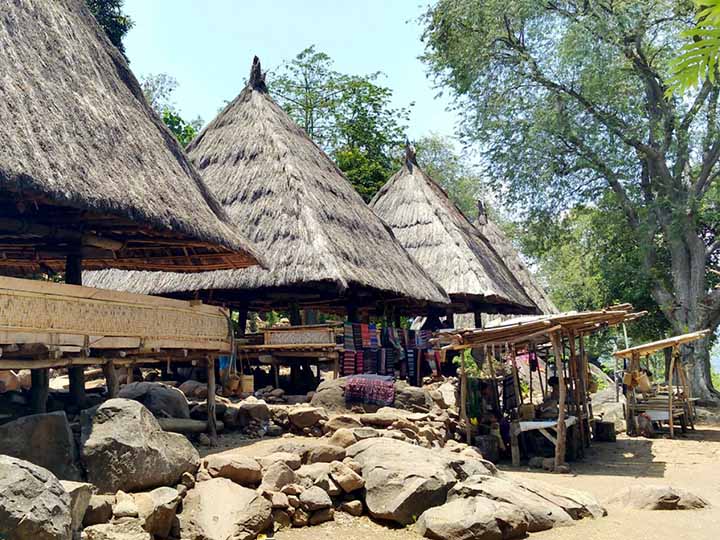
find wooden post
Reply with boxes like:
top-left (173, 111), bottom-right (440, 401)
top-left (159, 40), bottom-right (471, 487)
top-left (30, 368), bottom-right (49, 414)
top-left (668, 347), bottom-right (676, 439)
top-left (551, 331), bottom-right (567, 470)
top-left (206, 356), bottom-right (217, 441)
top-left (289, 302), bottom-right (302, 326)
top-left (346, 301), bottom-right (359, 324)
top-left (65, 254), bottom-right (87, 407)
top-left (236, 305), bottom-right (248, 336)
top-left (509, 343), bottom-right (522, 407)
top-left (579, 333), bottom-right (592, 434)
top-left (568, 331), bottom-right (586, 452)
top-left (460, 350), bottom-right (471, 444)
top-left (102, 360), bottom-right (119, 398)
top-left (473, 310), bottom-right (483, 329)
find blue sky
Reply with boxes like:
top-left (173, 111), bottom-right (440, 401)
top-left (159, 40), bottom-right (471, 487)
top-left (122, 0), bottom-right (459, 138)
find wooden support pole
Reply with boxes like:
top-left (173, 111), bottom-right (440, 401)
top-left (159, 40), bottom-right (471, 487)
top-left (289, 302), bottom-right (302, 326)
top-left (460, 350), bottom-right (471, 445)
top-left (668, 347), bottom-right (676, 439)
top-left (30, 368), bottom-right (49, 414)
top-left (346, 301), bottom-right (359, 324)
top-left (206, 356), bottom-right (217, 441)
top-left (102, 360), bottom-right (119, 398)
top-left (66, 253), bottom-right (87, 407)
top-left (551, 331), bottom-right (567, 469)
top-left (236, 305), bottom-right (248, 336)
top-left (568, 331), bottom-right (586, 452)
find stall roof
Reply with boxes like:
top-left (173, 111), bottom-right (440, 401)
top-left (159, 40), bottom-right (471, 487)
top-left (613, 330), bottom-right (710, 359)
top-left (0, 0), bottom-right (261, 273)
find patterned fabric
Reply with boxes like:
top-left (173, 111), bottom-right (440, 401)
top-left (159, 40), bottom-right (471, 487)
top-left (503, 374), bottom-right (518, 412)
top-left (355, 351), bottom-right (364, 374)
top-left (342, 350), bottom-right (356, 375)
top-left (345, 374), bottom-right (395, 406)
top-left (406, 348), bottom-right (417, 383)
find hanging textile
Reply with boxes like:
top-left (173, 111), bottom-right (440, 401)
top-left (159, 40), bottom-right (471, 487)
top-left (345, 374), bottom-right (395, 406)
top-left (502, 374), bottom-right (518, 412)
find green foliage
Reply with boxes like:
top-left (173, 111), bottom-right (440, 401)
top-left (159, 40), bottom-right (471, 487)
top-left (161, 109), bottom-right (199, 148)
top-left (668, 1), bottom-right (720, 95)
top-left (85, 0), bottom-right (133, 56)
top-left (272, 46), bottom-right (410, 201)
top-left (414, 134), bottom-right (483, 220)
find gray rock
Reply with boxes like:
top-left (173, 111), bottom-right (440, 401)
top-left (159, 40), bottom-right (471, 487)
top-left (605, 485), bottom-right (710, 510)
top-left (270, 491), bottom-right (290, 509)
top-left (114, 491), bottom-right (139, 519)
top-left (305, 444), bottom-right (346, 464)
top-left (203, 454), bottom-right (262, 486)
top-left (273, 509), bottom-right (292, 529)
top-left (339, 500), bottom-right (363, 516)
top-left (118, 382), bottom-right (190, 419)
top-left (258, 452), bottom-right (302, 471)
top-left (292, 508), bottom-right (309, 527)
top-left (83, 495), bottom-right (114, 527)
top-left (81, 399), bottom-right (200, 492)
top-left (288, 407), bottom-right (328, 429)
top-left (299, 486), bottom-right (332, 511)
top-left (393, 381), bottom-right (434, 412)
top-left (260, 461), bottom-right (297, 492)
top-left (314, 473), bottom-right (341, 496)
top-left (60, 480), bottom-right (94, 533)
top-left (178, 478), bottom-right (272, 540)
top-left (0, 411), bottom-right (81, 480)
top-left (0, 455), bottom-right (72, 540)
top-left (295, 462), bottom-right (332, 488)
top-left (416, 496), bottom-right (528, 540)
top-left (324, 415), bottom-right (363, 432)
top-left (329, 428), bottom-right (357, 448)
top-left (133, 487), bottom-right (181, 537)
top-left (309, 507), bottom-right (334, 525)
top-left (238, 397), bottom-right (270, 425)
top-left (514, 477), bottom-right (606, 519)
top-left (329, 460), bottom-right (365, 493)
top-left (80, 518), bottom-right (151, 539)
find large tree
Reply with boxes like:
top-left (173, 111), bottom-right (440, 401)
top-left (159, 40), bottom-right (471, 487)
top-left (86, 0), bottom-right (133, 56)
top-left (139, 73), bottom-right (203, 147)
top-left (422, 0), bottom-right (720, 402)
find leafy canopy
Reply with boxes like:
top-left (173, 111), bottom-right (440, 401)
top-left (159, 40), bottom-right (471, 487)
top-left (85, 0), bottom-right (133, 56)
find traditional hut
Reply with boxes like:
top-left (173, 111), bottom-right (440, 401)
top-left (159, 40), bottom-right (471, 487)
top-left (475, 202), bottom-right (557, 315)
top-left (0, 0), bottom-right (260, 275)
top-left (86, 57), bottom-right (450, 320)
top-left (370, 146), bottom-right (539, 325)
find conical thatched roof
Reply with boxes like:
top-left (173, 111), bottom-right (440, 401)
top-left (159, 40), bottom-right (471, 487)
top-left (475, 202), bottom-right (557, 315)
top-left (0, 0), bottom-right (261, 274)
top-left (369, 147), bottom-right (538, 315)
top-left (85, 58), bottom-right (449, 312)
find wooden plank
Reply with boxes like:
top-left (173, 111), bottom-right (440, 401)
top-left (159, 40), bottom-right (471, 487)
top-left (614, 330), bottom-right (710, 359)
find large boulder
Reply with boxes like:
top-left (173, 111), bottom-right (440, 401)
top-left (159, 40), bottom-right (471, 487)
top-left (81, 399), bottom-right (200, 493)
top-left (203, 454), bottom-right (262, 486)
top-left (299, 486), bottom-right (332, 511)
top-left (288, 406), bottom-right (328, 430)
top-left (393, 381), bottom-right (434, 412)
top-left (259, 462), bottom-right (297, 492)
top-left (118, 382), bottom-right (190, 419)
top-left (0, 411), bottom-right (81, 480)
top-left (80, 518), bottom-right (151, 540)
top-left (310, 377), bottom-right (433, 412)
top-left (416, 496), bottom-right (529, 540)
top-left (60, 480), bottom-right (94, 533)
top-left (0, 455), bottom-right (72, 540)
top-left (510, 477), bottom-right (605, 519)
top-left (83, 495), bottom-right (114, 527)
top-left (346, 437), bottom-right (493, 525)
top-left (605, 485), bottom-right (709, 510)
top-left (178, 478), bottom-right (272, 540)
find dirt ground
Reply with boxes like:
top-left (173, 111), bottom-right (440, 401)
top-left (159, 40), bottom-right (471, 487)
top-left (266, 422), bottom-right (720, 540)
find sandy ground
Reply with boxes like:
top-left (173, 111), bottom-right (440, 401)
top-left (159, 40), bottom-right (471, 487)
top-left (264, 423), bottom-right (720, 540)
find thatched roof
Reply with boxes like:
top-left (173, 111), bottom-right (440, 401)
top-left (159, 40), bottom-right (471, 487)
top-left (475, 202), bottom-right (558, 315)
top-left (85, 58), bottom-right (449, 312)
top-left (369, 146), bottom-right (538, 315)
top-left (0, 0), bottom-right (261, 274)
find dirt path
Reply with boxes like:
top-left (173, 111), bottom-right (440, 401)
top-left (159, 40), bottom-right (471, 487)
top-left (271, 424), bottom-right (720, 540)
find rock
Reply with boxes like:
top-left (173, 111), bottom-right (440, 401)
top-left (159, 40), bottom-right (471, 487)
top-left (178, 380), bottom-right (207, 399)
top-left (203, 454), bottom-right (262, 486)
top-left (528, 456), bottom-right (544, 469)
top-left (296, 462), bottom-right (332, 487)
top-left (118, 382), bottom-right (190, 419)
top-left (83, 495), bottom-right (114, 527)
top-left (281, 483), bottom-right (305, 496)
top-left (437, 380), bottom-right (458, 409)
top-left (270, 491), bottom-right (290, 509)
top-left (351, 427), bottom-right (380, 440)
top-left (0, 411), bottom-right (81, 480)
top-left (16, 369), bottom-right (32, 390)
top-left (393, 381), bottom-right (434, 412)
top-left (260, 462), bottom-right (297, 492)
top-left (190, 401), bottom-right (228, 421)
top-left (514, 477), bottom-right (606, 519)
top-left (324, 415), bottom-right (363, 432)
top-left (197, 433), bottom-right (212, 446)
top-left (0, 370), bottom-right (19, 392)
top-left (267, 423), bottom-right (284, 437)
top-left (289, 407), bottom-right (328, 430)
top-left (541, 458), bottom-right (555, 471)
top-left (314, 473), bottom-right (342, 496)
top-left (329, 460), bottom-right (365, 493)
top-left (360, 411), bottom-right (400, 428)
top-left (80, 518), bottom-right (151, 540)
top-left (305, 444), bottom-right (346, 464)
top-left (270, 388), bottom-right (285, 397)
top-left (342, 458), bottom-right (363, 475)
top-left (299, 486), bottom-right (332, 511)
top-left (81, 399), bottom-right (200, 492)
top-left (329, 428), bottom-right (358, 448)
top-left (448, 475), bottom-right (573, 531)
top-left (133, 487), bottom-right (180, 537)
top-left (180, 471), bottom-right (196, 489)
top-left (238, 397), bottom-right (270, 425)
top-left (292, 508), bottom-right (309, 527)
top-left (605, 485), bottom-right (710, 510)
top-left (309, 507), bottom-right (334, 525)
top-left (114, 491), bottom-right (139, 518)
top-left (416, 496), bottom-right (528, 540)
top-left (258, 452), bottom-right (302, 471)
top-left (179, 478), bottom-right (272, 540)
top-left (273, 509), bottom-right (292, 529)
top-left (0, 455), bottom-right (72, 540)
top-left (339, 500), bottom-right (363, 516)
top-left (346, 437), bottom-right (493, 525)
top-left (288, 495), bottom-right (301, 508)
top-left (60, 480), bottom-right (93, 533)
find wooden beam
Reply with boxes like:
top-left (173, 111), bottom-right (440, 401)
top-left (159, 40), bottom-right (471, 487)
top-left (206, 356), bottom-right (217, 441)
top-left (102, 360), bottom-right (119, 398)
top-left (551, 331), bottom-right (567, 470)
top-left (30, 368), bottom-right (49, 414)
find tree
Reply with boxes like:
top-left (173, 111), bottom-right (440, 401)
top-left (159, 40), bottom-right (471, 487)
top-left (422, 0), bottom-right (720, 402)
top-left (85, 0), bottom-right (133, 56)
top-left (271, 47), bottom-right (410, 201)
top-left (414, 134), bottom-right (483, 219)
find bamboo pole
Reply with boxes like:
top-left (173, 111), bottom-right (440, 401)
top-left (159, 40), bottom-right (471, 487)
top-left (668, 347), bottom-right (676, 438)
top-left (460, 350), bottom-right (471, 444)
top-left (551, 331), bottom-right (567, 470)
top-left (206, 356), bottom-right (217, 441)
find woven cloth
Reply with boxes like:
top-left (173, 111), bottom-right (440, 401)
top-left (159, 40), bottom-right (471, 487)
top-left (345, 374), bottom-right (395, 406)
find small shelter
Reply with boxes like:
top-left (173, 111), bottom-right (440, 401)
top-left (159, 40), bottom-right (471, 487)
top-left (0, 0), bottom-right (262, 432)
top-left (85, 58), bottom-right (450, 321)
top-left (370, 146), bottom-right (539, 326)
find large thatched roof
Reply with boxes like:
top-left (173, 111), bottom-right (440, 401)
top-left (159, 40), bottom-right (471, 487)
top-left (0, 0), bottom-right (261, 274)
top-left (475, 202), bottom-right (558, 315)
top-left (85, 58), bottom-right (449, 312)
top-left (369, 147), bottom-right (538, 315)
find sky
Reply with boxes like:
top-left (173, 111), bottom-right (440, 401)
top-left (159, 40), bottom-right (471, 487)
top-left (122, 0), bottom-right (460, 139)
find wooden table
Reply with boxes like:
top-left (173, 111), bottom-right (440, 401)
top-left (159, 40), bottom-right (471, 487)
top-left (510, 416), bottom-right (577, 466)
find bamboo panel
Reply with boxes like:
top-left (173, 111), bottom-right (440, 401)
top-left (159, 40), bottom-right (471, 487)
top-left (0, 276), bottom-right (231, 352)
top-left (264, 325), bottom-right (337, 345)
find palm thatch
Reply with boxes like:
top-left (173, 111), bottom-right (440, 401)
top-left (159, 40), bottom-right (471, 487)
top-left (85, 58), bottom-right (449, 312)
top-left (0, 0), bottom-right (261, 274)
top-left (475, 202), bottom-right (558, 315)
top-left (370, 146), bottom-right (538, 315)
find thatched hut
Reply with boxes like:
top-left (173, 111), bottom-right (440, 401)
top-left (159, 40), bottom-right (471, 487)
top-left (0, 0), bottom-right (260, 275)
top-left (86, 57), bottom-right (449, 318)
top-left (475, 202), bottom-right (557, 315)
top-left (370, 146), bottom-right (539, 323)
